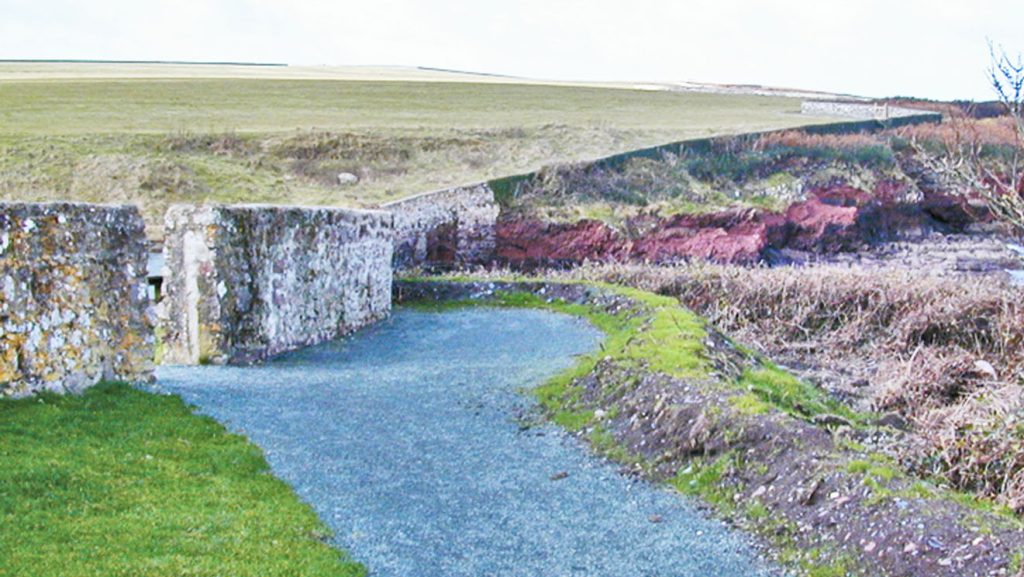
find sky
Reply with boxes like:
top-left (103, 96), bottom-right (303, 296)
top-left (1, 0), bottom-right (1021, 100)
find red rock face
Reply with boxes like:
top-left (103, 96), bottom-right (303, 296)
top-left (632, 211), bottom-right (768, 264)
top-left (768, 198), bottom-right (861, 252)
top-left (809, 184), bottom-right (874, 206)
top-left (494, 186), bottom-right (984, 267)
top-left (495, 219), bottom-right (625, 264)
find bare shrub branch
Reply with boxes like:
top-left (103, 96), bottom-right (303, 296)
top-left (908, 42), bottom-right (1024, 233)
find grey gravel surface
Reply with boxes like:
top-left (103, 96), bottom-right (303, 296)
top-left (155, 308), bottom-right (779, 577)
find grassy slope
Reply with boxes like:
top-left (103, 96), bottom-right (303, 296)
top-left (0, 67), bottom-right (834, 237)
top-left (0, 383), bottom-right (365, 577)
top-left (504, 130), bottom-right (902, 225)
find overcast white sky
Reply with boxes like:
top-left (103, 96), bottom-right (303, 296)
top-left (1, 0), bottom-right (1021, 100)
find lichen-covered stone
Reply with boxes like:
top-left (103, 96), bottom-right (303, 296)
top-left (0, 202), bottom-right (154, 397)
top-left (161, 204), bottom-right (393, 365)
top-left (384, 184), bottom-right (499, 268)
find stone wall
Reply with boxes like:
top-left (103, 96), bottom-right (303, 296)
top-left (0, 202), bottom-right (154, 397)
top-left (161, 204), bottom-right (393, 365)
top-left (383, 183), bottom-right (500, 269)
top-left (801, 100), bottom-right (932, 120)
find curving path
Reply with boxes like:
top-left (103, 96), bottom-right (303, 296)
top-left (156, 308), bottom-right (778, 577)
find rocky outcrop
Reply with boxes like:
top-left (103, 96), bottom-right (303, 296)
top-left (161, 204), bottom-right (393, 365)
top-left (632, 211), bottom-right (770, 264)
top-left (495, 188), bottom-right (990, 267)
top-left (0, 202), bottom-right (154, 397)
top-left (495, 218), bottom-right (625, 265)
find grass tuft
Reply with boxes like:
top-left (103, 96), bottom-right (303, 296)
top-left (738, 365), bottom-right (865, 425)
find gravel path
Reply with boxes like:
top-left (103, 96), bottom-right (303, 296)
top-left (155, 308), bottom-right (778, 577)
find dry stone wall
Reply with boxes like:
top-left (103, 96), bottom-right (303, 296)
top-left (0, 202), bottom-right (154, 397)
top-left (801, 100), bottom-right (930, 120)
top-left (161, 204), bottom-right (393, 365)
top-left (383, 183), bottom-right (500, 269)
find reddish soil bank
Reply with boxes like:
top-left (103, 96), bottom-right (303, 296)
top-left (495, 187), bottom-right (987, 267)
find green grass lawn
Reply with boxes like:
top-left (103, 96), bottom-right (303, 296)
top-left (0, 382), bottom-right (365, 577)
top-left (0, 64), bottom-right (835, 237)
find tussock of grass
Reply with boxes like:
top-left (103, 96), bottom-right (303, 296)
top-left (0, 382), bottom-right (364, 577)
top-left (670, 454), bottom-right (736, 508)
top-left (728, 392), bottom-right (772, 415)
top-left (846, 459), bottom-right (899, 482)
top-left (588, 427), bottom-right (639, 465)
top-left (738, 365), bottom-right (865, 425)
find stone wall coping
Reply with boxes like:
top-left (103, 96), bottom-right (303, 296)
top-left (1, 200), bottom-right (140, 211)
top-left (165, 202), bottom-right (392, 219)
top-left (379, 183), bottom-right (491, 208)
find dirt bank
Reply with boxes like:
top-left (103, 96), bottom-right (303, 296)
top-left (494, 186), bottom-right (1003, 269)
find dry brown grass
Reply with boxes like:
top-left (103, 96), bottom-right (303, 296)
top-left (895, 117), bottom-right (1021, 149)
top-left (755, 129), bottom-right (884, 151)
top-left (550, 262), bottom-right (1024, 509)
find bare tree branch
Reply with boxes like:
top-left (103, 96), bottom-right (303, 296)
top-left (910, 42), bottom-right (1024, 234)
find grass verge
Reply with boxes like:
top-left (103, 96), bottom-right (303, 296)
top-left (402, 282), bottom-right (711, 427)
top-left (0, 382), bottom-right (365, 577)
top-left (402, 279), bottom-right (855, 430)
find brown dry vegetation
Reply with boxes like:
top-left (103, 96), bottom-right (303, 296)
top-left (543, 262), bottom-right (1024, 511)
top-left (754, 129), bottom-right (885, 151)
top-left (895, 116), bottom-right (1021, 149)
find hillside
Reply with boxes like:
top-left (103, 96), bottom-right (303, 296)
top-left (0, 62), bottom-right (837, 237)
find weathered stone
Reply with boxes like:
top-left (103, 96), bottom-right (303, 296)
top-left (160, 204), bottom-right (393, 365)
top-left (337, 172), bottom-right (359, 185)
top-left (0, 202), bottom-right (154, 397)
top-left (800, 100), bottom-right (934, 120)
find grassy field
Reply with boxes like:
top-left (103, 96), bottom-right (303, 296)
top-left (0, 63), bottom-right (835, 237)
top-left (0, 76), bottom-right (815, 134)
top-left (0, 382), bottom-right (365, 577)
